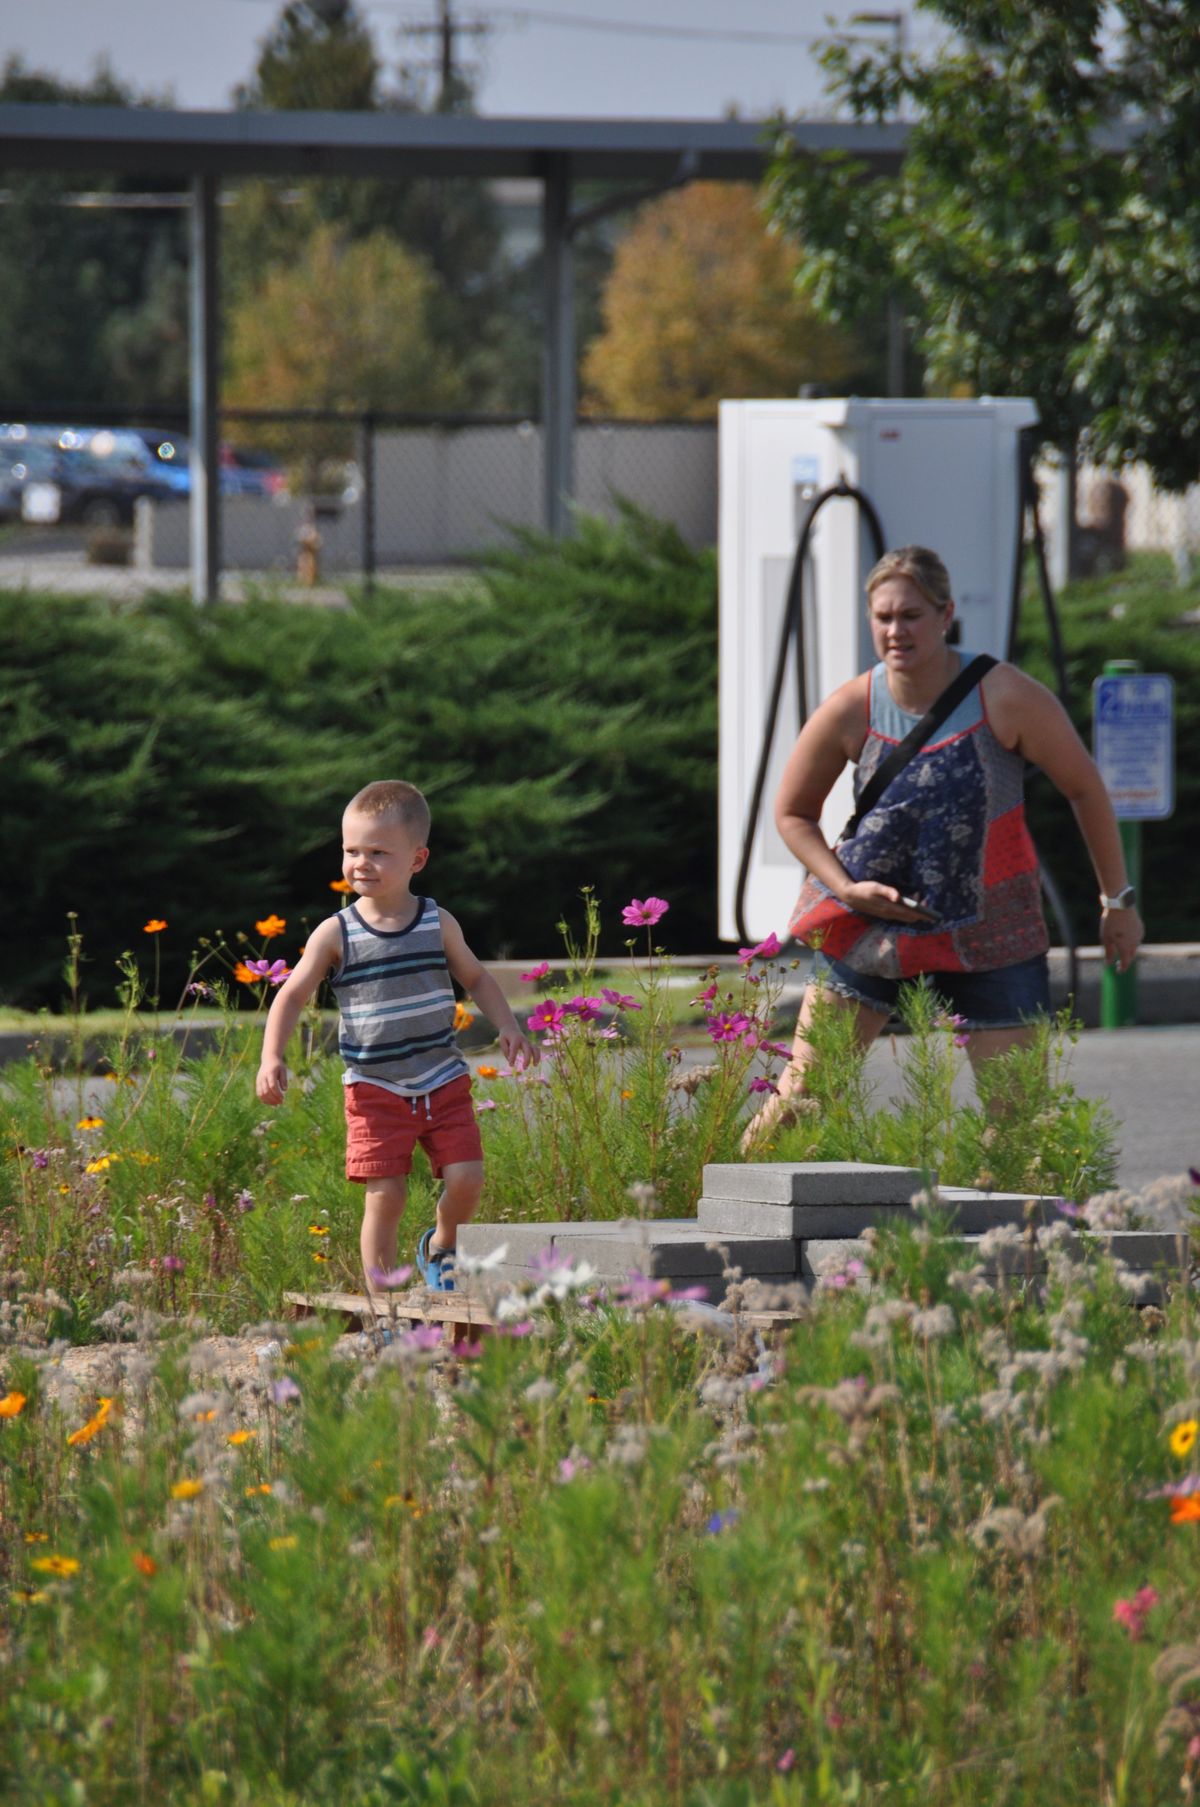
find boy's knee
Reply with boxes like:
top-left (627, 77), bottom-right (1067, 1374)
top-left (440, 1162), bottom-right (484, 1206)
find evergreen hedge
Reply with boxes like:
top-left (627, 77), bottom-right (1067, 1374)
top-left (1, 508), bottom-right (717, 1010)
top-left (3, 527), bottom-right (1196, 1013)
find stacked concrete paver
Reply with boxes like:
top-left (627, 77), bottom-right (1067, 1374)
top-left (457, 1162), bottom-right (1188, 1305)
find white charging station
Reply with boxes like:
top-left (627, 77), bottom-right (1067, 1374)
top-left (718, 396), bottom-right (1039, 944)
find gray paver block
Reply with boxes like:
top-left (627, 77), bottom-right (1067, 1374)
top-left (698, 1196), bottom-right (911, 1239)
top-left (458, 1224), bottom-right (561, 1263)
top-left (553, 1232), bottom-right (798, 1278)
top-left (703, 1162), bottom-right (929, 1206)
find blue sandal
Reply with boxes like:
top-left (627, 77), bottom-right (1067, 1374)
top-left (416, 1227), bottom-right (456, 1293)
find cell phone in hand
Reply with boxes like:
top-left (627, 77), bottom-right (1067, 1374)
top-left (899, 894), bottom-right (941, 923)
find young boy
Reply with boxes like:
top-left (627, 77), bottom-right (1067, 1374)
top-left (255, 780), bottom-right (536, 1296)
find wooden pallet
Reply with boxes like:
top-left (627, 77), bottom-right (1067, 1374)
top-left (283, 1288), bottom-right (805, 1342)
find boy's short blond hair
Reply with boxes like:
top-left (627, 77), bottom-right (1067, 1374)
top-left (345, 781), bottom-right (431, 843)
top-left (866, 545), bottom-right (953, 613)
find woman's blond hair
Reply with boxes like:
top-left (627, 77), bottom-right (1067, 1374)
top-left (865, 546), bottom-right (953, 612)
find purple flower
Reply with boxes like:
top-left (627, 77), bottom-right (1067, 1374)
top-left (402, 1324), bottom-right (443, 1352)
top-left (706, 1508), bottom-right (739, 1534)
top-left (562, 995), bottom-right (605, 1023)
top-left (706, 1011), bottom-right (752, 1044)
top-left (558, 1454), bottom-right (591, 1482)
top-left (186, 981), bottom-right (214, 999)
top-left (235, 1189), bottom-right (255, 1214)
top-left (244, 958), bottom-right (291, 987)
top-left (160, 1253), bottom-right (185, 1274)
top-left (475, 1099), bottom-right (499, 1113)
top-left (747, 1077), bottom-right (778, 1095)
top-left (270, 1376), bottom-right (301, 1406)
top-left (31, 1149), bottom-right (50, 1170)
top-left (760, 1040), bottom-right (792, 1059)
top-left (621, 897), bottom-right (669, 927)
top-left (617, 1272), bottom-right (672, 1304)
top-left (737, 931), bottom-right (782, 964)
top-left (953, 1032), bottom-right (970, 1048)
top-left (369, 1264), bottom-right (413, 1289)
top-left (521, 961), bottom-right (551, 982)
top-left (1055, 1198), bottom-right (1083, 1219)
top-left (668, 1284), bottom-right (710, 1303)
top-left (600, 988), bottom-right (641, 1010)
top-left (451, 1337), bottom-right (484, 1360)
top-left (777, 1749), bottom-right (796, 1773)
top-left (527, 1000), bottom-right (565, 1034)
top-left (499, 1320), bottom-right (535, 1338)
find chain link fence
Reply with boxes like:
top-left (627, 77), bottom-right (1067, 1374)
top-left (5, 409), bottom-right (1200, 600)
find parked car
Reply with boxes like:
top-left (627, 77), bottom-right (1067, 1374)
top-left (2, 439), bottom-right (179, 527)
top-left (133, 429), bottom-right (288, 499)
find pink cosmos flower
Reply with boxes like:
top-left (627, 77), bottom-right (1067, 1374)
top-left (558, 1455), bottom-right (592, 1482)
top-left (776, 1750), bottom-right (796, 1773)
top-left (521, 961), bottom-right (551, 981)
top-left (600, 988), bottom-right (641, 1010)
top-left (369, 1264), bottom-right (413, 1289)
top-left (160, 1253), bottom-right (185, 1274)
top-left (527, 1000), bottom-right (565, 1034)
top-left (499, 1320), bottom-right (535, 1338)
top-left (244, 958), bottom-right (291, 986)
top-left (760, 1040), bottom-right (792, 1059)
top-left (692, 981), bottom-right (720, 1005)
top-left (562, 995), bottom-right (604, 1023)
top-left (422, 1625), bottom-right (441, 1651)
top-left (402, 1324), bottom-right (443, 1351)
top-left (1113, 1586), bottom-right (1159, 1639)
top-left (738, 931), bottom-right (782, 964)
top-left (748, 1077), bottom-right (778, 1095)
top-left (475, 1099), bottom-right (499, 1113)
top-left (270, 1377), bottom-right (301, 1405)
top-left (451, 1337), bottom-right (484, 1360)
top-left (621, 897), bottom-right (669, 927)
top-left (953, 1032), bottom-right (970, 1048)
top-left (707, 1011), bottom-right (752, 1044)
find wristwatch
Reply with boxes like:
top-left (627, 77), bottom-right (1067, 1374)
top-left (1100, 885), bottom-right (1137, 910)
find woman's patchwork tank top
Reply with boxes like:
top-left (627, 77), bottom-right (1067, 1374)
top-left (827, 656), bottom-right (1048, 978)
top-left (330, 897), bottom-right (469, 1097)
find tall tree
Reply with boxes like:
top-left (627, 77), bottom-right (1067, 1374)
top-left (225, 224), bottom-right (461, 484)
top-left (763, 2), bottom-right (1200, 490)
top-left (0, 57), bottom-right (187, 412)
top-left (582, 182), bottom-right (875, 420)
top-left (226, 1), bottom-right (509, 407)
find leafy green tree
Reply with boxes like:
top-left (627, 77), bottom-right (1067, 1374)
top-left (763, 2), bottom-right (1200, 488)
top-left (0, 57), bottom-right (188, 412)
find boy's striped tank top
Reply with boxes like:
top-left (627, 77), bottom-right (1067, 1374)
top-left (330, 898), bottom-right (468, 1097)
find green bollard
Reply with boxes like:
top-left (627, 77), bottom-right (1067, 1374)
top-left (1099, 659), bottom-right (1140, 1029)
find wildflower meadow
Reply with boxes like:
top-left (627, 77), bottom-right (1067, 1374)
top-left (2, 900), bottom-right (1198, 1804)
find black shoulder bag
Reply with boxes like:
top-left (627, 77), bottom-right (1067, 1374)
top-left (837, 654), bottom-right (997, 846)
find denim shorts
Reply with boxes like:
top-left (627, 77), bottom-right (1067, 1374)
top-left (809, 949), bottom-right (1051, 1032)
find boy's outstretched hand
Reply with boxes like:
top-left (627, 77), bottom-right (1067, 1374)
top-left (256, 1059), bottom-right (289, 1105)
top-left (499, 1025), bottom-right (539, 1071)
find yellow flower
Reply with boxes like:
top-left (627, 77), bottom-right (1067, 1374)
top-left (255, 914), bottom-right (287, 939)
top-left (12, 1588), bottom-right (50, 1605)
top-left (227, 1429), bottom-right (256, 1446)
top-left (85, 1155), bottom-right (116, 1175)
top-left (30, 1554), bottom-right (80, 1577)
top-left (329, 878), bottom-right (352, 894)
top-left (1170, 1419), bottom-right (1199, 1459)
top-left (58, 1184), bottom-right (71, 1195)
top-left (245, 1483), bottom-right (272, 1497)
top-left (0, 1391), bottom-right (27, 1417)
top-left (453, 1002), bottom-right (474, 1032)
top-left (268, 1534), bottom-right (298, 1551)
top-left (24, 1531), bottom-right (48, 1543)
top-left (170, 1478), bottom-right (204, 1501)
top-left (128, 1151), bottom-right (159, 1166)
top-left (312, 1251), bottom-right (330, 1263)
top-left (76, 1116), bottom-right (104, 1131)
top-left (143, 919), bottom-right (168, 934)
top-left (193, 1409), bottom-right (217, 1423)
top-left (308, 1223), bottom-right (330, 1236)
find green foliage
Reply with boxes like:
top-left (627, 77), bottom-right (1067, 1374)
top-left (763, 2), bottom-right (1200, 487)
top-left (2, 1232), bottom-right (1199, 1803)
top-left (1013, 550), bottom-right (1200, 946)
top-left (0, 506), bottom-right (716, 1009)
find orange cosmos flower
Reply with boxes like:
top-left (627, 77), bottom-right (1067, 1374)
top-left (453, 1002), bottom-right (474, 1032)
top-left (132, 1551), bottom-right (157, 1577)
top-left (1170, 1495), bottom-right (1200, 1525)
top-left (227, 1429), bottom-right (256, 1446)
top-left (0, 1391), bottom-right (27, 1418)
top-left (170, 1478), bottom-right (204, 1501)
top-left (255, 914), bottom-right (287, 939)
top-left (329, 878), bottom-right (352, 894)
top-left (143, 919), bottom-right (167, 934)
top-left (233, 961), bottom-right (258, 985)
top-left (476, 1065), bottom-right (500, 1079)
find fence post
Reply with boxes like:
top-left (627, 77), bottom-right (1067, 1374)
top-left (360, 412), bottom-right (376, 595)
top-left (188, 172), bottom-right (220, 605)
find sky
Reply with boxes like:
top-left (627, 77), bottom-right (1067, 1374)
top-left (0, 0), bottom-right (945, 119)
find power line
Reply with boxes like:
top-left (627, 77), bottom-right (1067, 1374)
top-left (219, 0), bottom-right (830, 44)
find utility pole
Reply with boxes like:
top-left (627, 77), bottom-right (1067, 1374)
top-left (400, 0), bottom-right (490, 109)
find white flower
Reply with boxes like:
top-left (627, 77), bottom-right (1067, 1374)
top-left (454, 1243), bottom-right (509, 1275)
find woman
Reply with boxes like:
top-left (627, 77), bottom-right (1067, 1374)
top-left (745, 545), bottom-right (1143, 1145)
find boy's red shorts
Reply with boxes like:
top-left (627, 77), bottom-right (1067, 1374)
top-left (344, 1074), bottom-right (483, 1182)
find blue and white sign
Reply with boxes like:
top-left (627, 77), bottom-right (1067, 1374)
top-left (1093, 672), bottom-right (1175, 820)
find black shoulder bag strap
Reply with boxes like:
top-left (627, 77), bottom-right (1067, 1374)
top-left (838, 654), bottom-right (998, 845)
